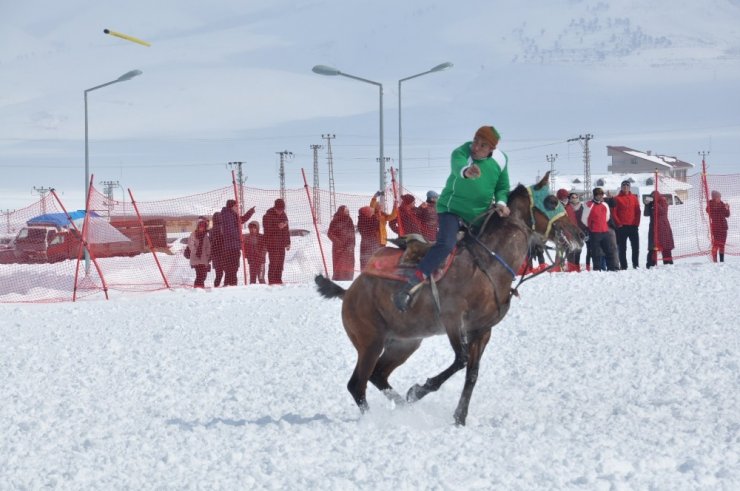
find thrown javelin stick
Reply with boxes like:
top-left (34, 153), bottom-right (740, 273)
top-left (103, 29), bottom-right (151, 47)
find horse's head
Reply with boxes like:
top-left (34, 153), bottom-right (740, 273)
top-left (508, 172), bottom-right (584, 253)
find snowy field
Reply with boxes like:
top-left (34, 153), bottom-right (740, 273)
top-left (1, 260), bottom-right (738, 489)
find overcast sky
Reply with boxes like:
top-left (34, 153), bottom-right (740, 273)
top-left (1, 0), bottom-right (739, 209)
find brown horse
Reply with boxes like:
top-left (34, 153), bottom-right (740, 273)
top-left (315, 172), bottom-right (584, 425)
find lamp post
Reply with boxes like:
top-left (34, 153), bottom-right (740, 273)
top-left (84, 69), bottom-right (142, 205)
top-left (312, 65), bottom-right (386, 195)
top-left (398, 62), bottom-right (453, 190)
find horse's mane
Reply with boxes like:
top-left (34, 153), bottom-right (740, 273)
top-left (475, 183), bottom-right (530, 236)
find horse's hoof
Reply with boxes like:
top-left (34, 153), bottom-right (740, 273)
top-left (406, 384), bottom-right (426, 402)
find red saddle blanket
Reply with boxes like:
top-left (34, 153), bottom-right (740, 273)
top-left (363, 246), bottom-right (455, 283)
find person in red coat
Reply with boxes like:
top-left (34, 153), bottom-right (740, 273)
top-left (612, 180), bottom-right (642, 269)
top-left (244, 221), bottom-right (267, 284)
top-left (327, 205), bottom-right (356, 281)
top-left (262, 198), bottom-right (290, 285)
top-left (417, 190), bottom-right (439, 242)
top-left (357, 206), bottom-right (380, 270)
top-left (644, 191), bottom-right (674, 268)
top-left (581, 187), bottom-right (618, 271)
top-left (706, 190), bottom-right (731, 262)
top-left (391, 194), bottom-right (423, 236)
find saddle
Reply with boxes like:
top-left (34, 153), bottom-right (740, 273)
top-left (363, 233), bottom-right (457, 282)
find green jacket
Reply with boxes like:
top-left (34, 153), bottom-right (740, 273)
top-left (437, 142), bottom-right (510, 224)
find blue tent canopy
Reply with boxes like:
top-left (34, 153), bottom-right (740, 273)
top-left (26, 210), bottom-right (101, 228)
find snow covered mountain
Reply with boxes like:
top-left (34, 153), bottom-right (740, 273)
top-left (1, 0), bottom-right (738, 209)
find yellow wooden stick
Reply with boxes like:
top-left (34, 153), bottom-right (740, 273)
top-left (104, 29), bottom-right (151, 47)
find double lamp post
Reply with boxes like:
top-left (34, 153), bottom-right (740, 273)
top-left (312, 62), bottom-right (452, 194)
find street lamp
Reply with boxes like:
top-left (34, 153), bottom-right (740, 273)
top-left (398, 62), bottom-right (453, 190)
top-left (312, 65), bottom-right (386, 195)
top-left (84, 69), bottom-right (142, 205)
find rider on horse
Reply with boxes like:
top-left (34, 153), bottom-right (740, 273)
top-left (393, 125), bottom-right (511, 311)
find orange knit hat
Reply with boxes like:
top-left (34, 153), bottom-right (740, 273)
top-left (474, 125), bottom-right (500, 148)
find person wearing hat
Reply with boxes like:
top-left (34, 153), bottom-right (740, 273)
top-left (262, 198), bottom-right (291, 285)
top-left (220, 198), bottom-right (256, 286)
top-left (186, 216), bottom-right (212, 288)
top-left (556, 189), bottom-right (582, 271)
top-left (418, 190), bottom-right (440, 242)
top-left (612, 179), bottom-right (641, 269)
top-left (581, 187), bottom-right (618, 271)
top-left (394, 125), bottom-right (510, 311)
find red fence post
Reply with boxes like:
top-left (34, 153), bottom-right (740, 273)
top-left (232, 170), bottom-right (248, 285)
top-left (128, 188), bottom-right (171, 289)
top-left (55, 177), bottom-right (109, 301)
top-left (301, 168), bottom-right (329, 277)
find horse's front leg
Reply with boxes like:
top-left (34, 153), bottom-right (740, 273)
top-left (453, 328), bottom-right (492, 426)
top-left (406, 330), bottom-right (467, 403)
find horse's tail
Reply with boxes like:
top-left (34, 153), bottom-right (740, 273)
top-left (314, 274), bottom-right (346, 300)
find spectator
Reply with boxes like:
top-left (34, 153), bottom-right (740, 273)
top-left (570, 192), bottom-right (591, 270)
top-left (418, 190), bottom-right (439, 242)
top-left (706, 190), bottom-right (730, 263)
top-left (394, 125), bottom-right (510, 310)
top-left (262, 198), bottom-right (291, 285)
top-left (392, 194), bottom-right (422, 236)
top-left (644, 191), bottom-right (674, 268)
top-left (244, 220), bottom-right (267, 284)
top-left (220, 199), bottom-right (255, 286)
top-left (209, 211), bottom-right (225, 287)
top-left (581, 187), bottom-right (618, 271)
top-left (558, 189), bottom-right (582, 272)
top-left (357, 206), bottom-right (380, 270)
top-left (187, 216), bottom-right (211, 288)
top-left (369, 191), bottom-right (398, 247)
top-left (612, 180), bottom-right (641, 269)
top-left (327, 205), bottom-right (356, 281)
top-left (603, 191), bottom-right (621, 271)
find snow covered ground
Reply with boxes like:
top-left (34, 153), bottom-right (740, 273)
top-left (1, 259), bottom-right (738, 489)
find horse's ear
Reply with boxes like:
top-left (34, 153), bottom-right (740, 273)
top-left (534, 171), bottom-right (550, 191)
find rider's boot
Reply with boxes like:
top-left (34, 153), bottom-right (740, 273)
top-left (393, 269), bottom-right (425, 312)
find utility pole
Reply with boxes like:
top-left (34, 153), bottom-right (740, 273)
top-left (228, 161), bottom-right (246, 213)
top-left (276, 151), bottom-right (294, 202)
top-left (100, 180), bottom-right (121, 219)
top-left (322, 134), bottom-right (337, 215)
top-left (32, 186), bottom-right (53, 214)
top-left (546, 154), bottom-right (559, 193)
top-left (567, 134), bottom-right (593, 195)
top-left (310, 144), bottom-right (323, 222)
top-left (1, 209), bottom-right (15, 234)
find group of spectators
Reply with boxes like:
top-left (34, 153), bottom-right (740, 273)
top-left (188, 180), bottom-right (731, 287)
top-left (185, 198), bottom-right (291, 288)
top-left (327, 190), bottom-right (440, 281)
top-left (557, 180), bottom-right (731, 271)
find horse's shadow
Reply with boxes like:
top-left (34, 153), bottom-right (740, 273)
top-left (165, 413), bottom-right (334, 431)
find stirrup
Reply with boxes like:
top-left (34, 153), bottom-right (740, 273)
top-left (393, 279), bottom-right (423, 312)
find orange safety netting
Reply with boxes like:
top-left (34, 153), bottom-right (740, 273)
top-left (2, 168), bottom-right (734, 302)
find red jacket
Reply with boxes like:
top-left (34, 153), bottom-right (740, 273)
top-left (612, 191), bottom-right (641, 227)
top-left (581, 200), bottom-right (611, 233)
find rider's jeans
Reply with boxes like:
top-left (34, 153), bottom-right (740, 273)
top-left (417, 212), bottom-right (461, 278)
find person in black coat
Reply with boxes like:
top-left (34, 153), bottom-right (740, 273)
top-left (220, 199), bottom-right (255, 286)
top-left (209, 211), bottom-right (225, 287)
top-left (262, 198), bottom-right (290, 285)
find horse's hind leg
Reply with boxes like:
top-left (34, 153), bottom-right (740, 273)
top-left (406, 333), bottom-right (466, 403)
top-left (347, 334), bottom-right (385, 413)
top-left (369, 338), bottom-right (422, 405)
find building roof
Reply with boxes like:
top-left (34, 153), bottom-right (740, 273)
top-left (607, 145), bottom-right (694, 169)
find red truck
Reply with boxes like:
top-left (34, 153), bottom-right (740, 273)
top-left (13, 212), bottom-right (168, 263)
